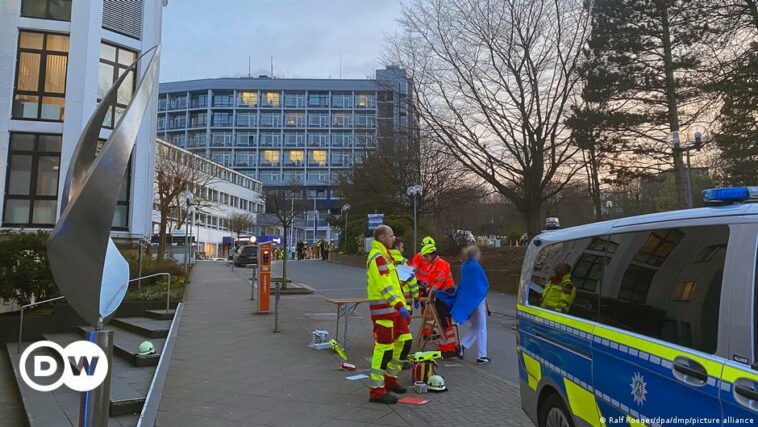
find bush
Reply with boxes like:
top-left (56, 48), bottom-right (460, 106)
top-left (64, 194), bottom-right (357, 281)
top-left (0, 230), bottom-right (59, 306)
top-left (121, 249), bottom-right (188, 302)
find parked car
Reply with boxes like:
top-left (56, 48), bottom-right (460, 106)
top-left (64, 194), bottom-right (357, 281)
top-left (234, 245), bottom-right (258, 267)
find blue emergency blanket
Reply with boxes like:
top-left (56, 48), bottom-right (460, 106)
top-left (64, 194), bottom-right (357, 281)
top-left (434, 258), bottom-right (489, 324)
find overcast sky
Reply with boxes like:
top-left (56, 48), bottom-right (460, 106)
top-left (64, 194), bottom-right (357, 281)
top-left (159, 0), bottom-right (403, 83)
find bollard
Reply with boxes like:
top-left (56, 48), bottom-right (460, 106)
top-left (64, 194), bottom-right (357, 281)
top-left (274, 281), bottom-right (281, 333)
top-left (79, 328), bottom-right (113, 427)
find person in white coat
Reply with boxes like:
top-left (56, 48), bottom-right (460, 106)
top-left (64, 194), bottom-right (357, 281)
top-left (455, 245), bottom-right (490, 364)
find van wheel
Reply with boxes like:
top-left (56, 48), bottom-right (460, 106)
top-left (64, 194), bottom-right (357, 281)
top-left (538, 393), bottom-right (574, 427)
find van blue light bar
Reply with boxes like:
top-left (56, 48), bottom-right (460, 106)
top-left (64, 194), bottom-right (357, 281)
top-left (702, 187), bottom-right (758, 203)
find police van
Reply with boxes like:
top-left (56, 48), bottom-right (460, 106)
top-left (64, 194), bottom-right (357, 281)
top-left (517, 187), bottom-right (758, 427)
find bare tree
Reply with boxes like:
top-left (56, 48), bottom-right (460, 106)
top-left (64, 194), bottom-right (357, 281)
top-left (228, 212), bottom-right (255, 243)
top-left (387, 0), bottom-right (591, 235)
top-left (265, 178), bottom-right (306, 289)
top-left (154, 142), bottom-right (217, 259)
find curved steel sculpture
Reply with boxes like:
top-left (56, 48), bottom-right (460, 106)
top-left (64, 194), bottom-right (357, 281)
top-left (48, 46), bottom-right (160, 328)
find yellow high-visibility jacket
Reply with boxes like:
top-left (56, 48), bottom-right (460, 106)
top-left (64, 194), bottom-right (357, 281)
top-left (540, 274), bottom-right (576, 313)
top-left (390, 249), bottom-right (420, 306)
top-left (367, 240), bottom-right (406, 326)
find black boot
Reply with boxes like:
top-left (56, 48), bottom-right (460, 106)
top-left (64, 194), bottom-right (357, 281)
top-left (387, 384), bottom-right (408, 394)
top-left (370, 393), bottom-right (399, 404)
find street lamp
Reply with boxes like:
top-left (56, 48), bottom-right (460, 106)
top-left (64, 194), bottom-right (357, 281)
top-left (179, 190), bottom-right (194, 273)
top-left (341, 204), bottom-right (351, 249)
top-left (406, 185), bottom-right (423, 251)
top-left (683, 124), bottom-right (709, 209)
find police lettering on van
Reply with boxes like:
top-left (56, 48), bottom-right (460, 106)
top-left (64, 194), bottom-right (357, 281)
top-left (516, 187), bottom-right (758, 427)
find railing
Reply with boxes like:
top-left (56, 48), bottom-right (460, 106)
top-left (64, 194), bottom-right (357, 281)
top-left (17, 296), bottom-right (65, 353)
top-left (128, 272), bottom-right (172, 313)
top-left (16, 272), bottom-right (172, 353)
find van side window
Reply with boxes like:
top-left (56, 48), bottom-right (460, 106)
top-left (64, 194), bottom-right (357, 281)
top-left (528, 238), bottom-right (603, 321)
top-left (599, 225), bottom-right (729, 354)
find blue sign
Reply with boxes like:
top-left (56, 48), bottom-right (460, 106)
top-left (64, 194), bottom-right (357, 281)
top-left (367, 214), bottom-right (384, 231)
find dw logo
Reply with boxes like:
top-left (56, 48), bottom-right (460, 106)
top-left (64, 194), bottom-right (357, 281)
top-left (20, 340), bottom-right (108, 392)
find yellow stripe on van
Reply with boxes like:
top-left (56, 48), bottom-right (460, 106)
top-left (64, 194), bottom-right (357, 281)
top-left (563, 378), bottom-right (605, 427)
top-left (721, 364), bottom-right (758, 384)
top-left (522, 352), bottom-right (541, 391)
top-left (517, 304), bottom-right (595, 334)
top-left (593, 326), bottom-right (724, 378)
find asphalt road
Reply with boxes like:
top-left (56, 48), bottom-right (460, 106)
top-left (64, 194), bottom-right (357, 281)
top-left (272, 259), bottom-right (521, 386)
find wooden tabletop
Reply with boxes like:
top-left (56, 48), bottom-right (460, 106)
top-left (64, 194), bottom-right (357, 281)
top-left (325, 297), bottom-right (370, 305)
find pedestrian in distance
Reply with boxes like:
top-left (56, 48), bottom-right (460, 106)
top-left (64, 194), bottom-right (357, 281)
top-left (453, 245), bottom-right (490, 364)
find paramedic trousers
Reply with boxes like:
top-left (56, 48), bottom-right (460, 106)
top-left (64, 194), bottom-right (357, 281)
top-left (369, 315), bottom-right (412, 399)
top-left (434, 296), bottom-right (458, 352)
top-left (460, 299), bottom-right (488, 358)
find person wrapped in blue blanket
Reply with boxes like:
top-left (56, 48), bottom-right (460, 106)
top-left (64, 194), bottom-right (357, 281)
top-left (434, 245), bottom-right (490, 364)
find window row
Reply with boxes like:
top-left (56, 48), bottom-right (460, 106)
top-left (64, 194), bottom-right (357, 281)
top-left (167, 131), bottom-right (376, 149)
top-left (201, 149), bottom-right (364, 168)
top-left (187, 184), bottom-right (262, 214)
top-left (527, 224), bottom-right (729, 354)
top-left (158, 111), bottom-right (377, 129)
top-left (257, 170), bottom-right (343, 185)
top-left (159, 91), bottom-right (377, 110)
top-left (157, 142), bottom-right (262, 193)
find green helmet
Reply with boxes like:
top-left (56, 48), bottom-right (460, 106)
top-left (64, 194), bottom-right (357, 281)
top-left (427, 374), bottom-right (447, 392)
top-left (420, 244), bottom-right (437, 256)
top-left (422, 236), bottom-right (436, 247)
top-left (138, 341), bottom-right (156, 356)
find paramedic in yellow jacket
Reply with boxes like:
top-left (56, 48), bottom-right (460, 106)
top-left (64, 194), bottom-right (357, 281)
top-left (366, 225), bottom-right (411, 404)
top-left (540, 263), bottom-right (576, 313)
top-left (390, 239), bottom-right (420, 313)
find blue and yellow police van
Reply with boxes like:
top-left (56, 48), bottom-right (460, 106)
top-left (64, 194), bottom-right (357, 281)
top-left (517, 187), bottom-right (758, 427)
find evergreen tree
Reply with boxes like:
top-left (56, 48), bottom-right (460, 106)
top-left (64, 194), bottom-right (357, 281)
top-left (713, 43), bottom-right (758, 185)
top-left (573, 0), bottom-right (716, 208)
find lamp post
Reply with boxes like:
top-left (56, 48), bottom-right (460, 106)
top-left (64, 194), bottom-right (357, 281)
top-left (683, 124), bottom-right (709, 209)
top-left (341, 204), bottom-right (351, 249)
top-left (180, 190), bottom-right (194, 274)
top-left (406, 185), bottom-right (423, 251)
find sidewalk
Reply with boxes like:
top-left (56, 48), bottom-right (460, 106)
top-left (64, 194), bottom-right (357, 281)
top-left (156, 261), bottom-right (530, 426)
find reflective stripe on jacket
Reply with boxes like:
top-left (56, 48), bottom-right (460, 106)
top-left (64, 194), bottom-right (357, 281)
top-left (390, 249), bottom-right (420, 305)
top-left (427, 256), bottom-right (454, 291)
top-left (367, 240), bottom-right (406, 322)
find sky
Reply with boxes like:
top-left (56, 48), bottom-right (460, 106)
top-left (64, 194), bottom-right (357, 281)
top-left (159, 0), bottom-right (404, 83)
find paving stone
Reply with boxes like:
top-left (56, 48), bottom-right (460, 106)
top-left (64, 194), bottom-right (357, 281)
top-left (157, 261), bottom-right (531, 427)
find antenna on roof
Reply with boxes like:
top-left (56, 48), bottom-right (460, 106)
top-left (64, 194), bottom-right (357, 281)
top-left (339, 51), bottom-right (342, 79)
top-left (270, 55), bottom-right (274, 78)
top-left (248, 55), bottom-right (251, 78)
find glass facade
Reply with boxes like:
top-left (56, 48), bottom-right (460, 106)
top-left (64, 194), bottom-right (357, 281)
top-left (155, 79), bottom-right (405, 219)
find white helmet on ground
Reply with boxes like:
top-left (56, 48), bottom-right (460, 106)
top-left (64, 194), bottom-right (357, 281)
top-left (427, 374), bottom-right (447, 392)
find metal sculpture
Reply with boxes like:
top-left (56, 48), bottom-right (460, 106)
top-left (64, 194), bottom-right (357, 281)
top-left (48, 46), bottom-right (160, 328)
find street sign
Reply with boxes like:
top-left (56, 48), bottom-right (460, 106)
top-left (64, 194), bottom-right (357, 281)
top-left (367, 214), bottom-right (384, 231)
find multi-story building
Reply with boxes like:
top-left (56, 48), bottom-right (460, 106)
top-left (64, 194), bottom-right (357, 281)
top-left (0, 0), bottom-right (165, 243)
top-left (151, 139), bottom-right (265, 260)
top-left (157, 65), bottom-right (414, 243)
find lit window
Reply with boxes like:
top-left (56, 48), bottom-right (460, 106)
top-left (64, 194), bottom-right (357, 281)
top-left (310, 150), bottom-right (327, 166)
top-left (263, 150), bottom-right (280, 166)
top-left (238, 91), bottom-right (258, 107)
top-left (263, 91), bottom-right (280, 107)
top-left (13, 31), bottom-right (69, 121)
top-left (288, 150), bottom-right (305, 166)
